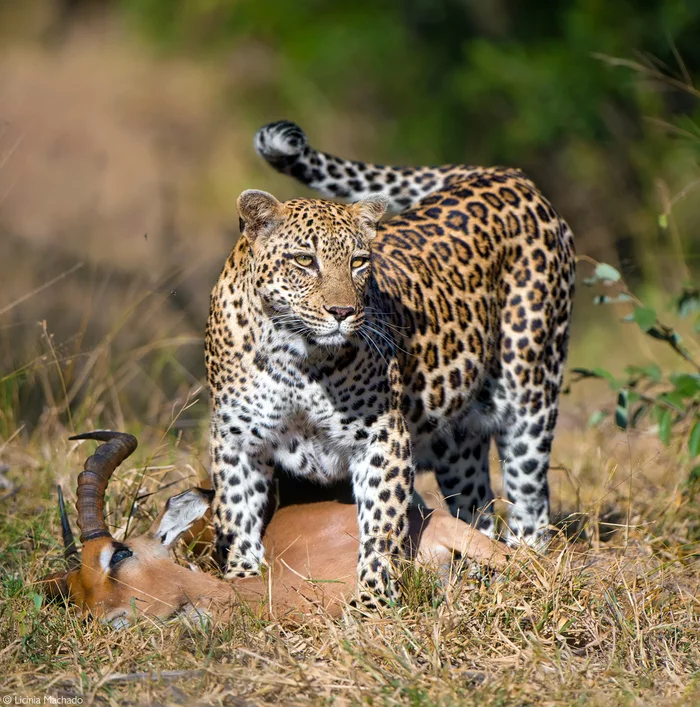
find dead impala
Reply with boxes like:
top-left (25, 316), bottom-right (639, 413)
top-left (42, 431), bottom-right (509, 625)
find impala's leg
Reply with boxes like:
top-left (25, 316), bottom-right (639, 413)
top-left (430, 429), bottom-right (495, 537)
top-left (210, 424), bottom-right (273, 578)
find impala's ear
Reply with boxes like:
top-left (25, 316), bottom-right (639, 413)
top-left (237, 190), bottom-right (283, 244)
top-left (153, 488), bottom-right (214, 548)
top-left (349, 196), bottom-right (387, 240)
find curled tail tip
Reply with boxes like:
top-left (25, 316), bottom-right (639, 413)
top-left (254, 120), bottom-right (308, 163)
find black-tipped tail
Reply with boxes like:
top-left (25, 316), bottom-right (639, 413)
top-left (252, 119), bottom-right (471, 213)
top-left (254, 120), bottom-right (309, 167)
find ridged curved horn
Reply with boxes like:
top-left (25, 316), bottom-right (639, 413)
top-left (57, 485), bottom-right (80, 570)
top-left (69, 431), bottom-right (138, 543)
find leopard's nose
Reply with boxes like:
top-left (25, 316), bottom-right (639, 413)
top-left (324, 305), bottom-right (356, 321)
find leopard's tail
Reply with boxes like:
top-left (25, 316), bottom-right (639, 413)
top-left (254, 120), bottom-right (476, 213)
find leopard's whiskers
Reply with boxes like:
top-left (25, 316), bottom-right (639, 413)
top-left (358, 327), bottom-right (389, 368)
top-left (363, 322), bottom-right (414, 358)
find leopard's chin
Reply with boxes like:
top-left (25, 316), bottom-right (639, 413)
top-left (312, 332), bottom-right (350, 347)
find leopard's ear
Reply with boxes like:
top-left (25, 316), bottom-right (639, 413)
top-left (350, 196), bottom-right (388, 241)
top-left (237, 190), bottom-right (283, 244)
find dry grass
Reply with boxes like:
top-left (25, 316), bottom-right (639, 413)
top-left (0, 288), bottom-right (699, 706)
top-left (1, 440), bottom-right (699, 706)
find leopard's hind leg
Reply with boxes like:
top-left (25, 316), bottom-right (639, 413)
top-left (426, 429), bottom-right (496, 538)
top-left (492, 360), bottom-right (560, 547)
top-left (493, 220), bottom-right (575, 547)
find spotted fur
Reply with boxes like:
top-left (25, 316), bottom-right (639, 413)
top-left (206, 121), bottom-right (575, 605)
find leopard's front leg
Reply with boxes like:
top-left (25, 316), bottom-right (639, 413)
top-left (210, 424), bottom-right (273, 579)
top-left (350, 405), bottom-right (414, 608)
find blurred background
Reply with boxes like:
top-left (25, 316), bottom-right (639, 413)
top-left (1, 0), bottom-right (698, 446)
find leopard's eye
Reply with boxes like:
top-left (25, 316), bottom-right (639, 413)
top-left (351, 256), bottom-right (369, 269)
top-left (295, 254), bottom-right (314, 268)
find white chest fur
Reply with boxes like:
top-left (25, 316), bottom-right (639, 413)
top-left (225, 369), bottom-right (364, 485)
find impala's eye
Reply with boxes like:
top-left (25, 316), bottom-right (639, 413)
top-left (351, 256), bottom-right (369, 269)
top-left (294, 254), bottom-right (314, 267)
top-left (110, 547), bottom-right (133, 567)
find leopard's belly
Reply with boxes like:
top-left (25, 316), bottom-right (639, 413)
top-left (270, 368), bottom-right (512, 484)
top-left (272, 420), bottom-right (350, 484)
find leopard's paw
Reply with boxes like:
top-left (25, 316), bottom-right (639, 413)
top-left (353, 566), bottom-right (399, 612)
top-left (223, 556), bottom-right (262, 580)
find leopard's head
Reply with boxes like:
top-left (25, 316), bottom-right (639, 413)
top-left (238, 190), bottom-right (386, 348)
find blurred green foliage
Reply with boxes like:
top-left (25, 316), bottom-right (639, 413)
top-left (2, 0), bottom-right (698, 435)
top-left (121, 0), bottom-right (699, 160)
top-left (573, 258), bottom-right (700, 486)
top-left (116, 0), bottom-right (700, 279)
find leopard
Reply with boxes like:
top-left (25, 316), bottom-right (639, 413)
top-left (205, 120), bottom-right (575, 606)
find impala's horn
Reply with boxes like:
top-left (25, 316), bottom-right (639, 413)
top-left (57, 485), bottom-right (80, 570)
top-left (69, 431), bottom-right (138, 543)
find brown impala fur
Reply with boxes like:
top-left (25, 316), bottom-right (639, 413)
top-left (42, 435), bottom-right (508, 625)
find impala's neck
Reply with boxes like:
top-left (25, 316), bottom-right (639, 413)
top-left (180, 565), bottom-right (347, 621)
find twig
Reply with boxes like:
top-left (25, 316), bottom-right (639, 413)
top-left (0, 262), bottom-right (84, 317)
top-left (0, 484), bottom-right (21, 503)
top-left (102, 669), bottom-right (205, 684)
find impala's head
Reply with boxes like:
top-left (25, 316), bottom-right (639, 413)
top-left (238, 190), bottom-right (387, 347)
top-left (42, 432), bottom-right (217, 625)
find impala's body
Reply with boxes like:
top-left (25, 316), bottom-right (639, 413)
top-left (42, 432), bottom-right (509, 624)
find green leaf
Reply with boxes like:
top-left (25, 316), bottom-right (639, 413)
top-left (571, 367), bottom-right (622, 390)
top-left (658, 391), bottom-right (688, 411)
top-left (588, 410), bottom-right (607, 428)
top-left (658, 408), bottom-right (672, 446)
top-left (689, 421), bottom-right (700, 459)
top-left (595, 263), bottom-right (621, 282)
top-left (593, 293), bottom-right (633, 305)
top-left (688, 465), bottom-right (700, 486)
top-left (614, 389), bottom-right (629, 429)
top-left (675, 288), bottom-right (700, 318)
top-left (646, 364), bottom-right (662, 383)
top-left (658, 213), bottom-right (668, 229)
top-left (670, 373), bottom-right (700, 399)
top-left (572, 367), bottom-right (604, 379)
top-left (625, 364), bottom-right (662, 383)
top-left (633, 306), bottom-right (657, 332)
top-left (583, 262), bottom-right (621, 286)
